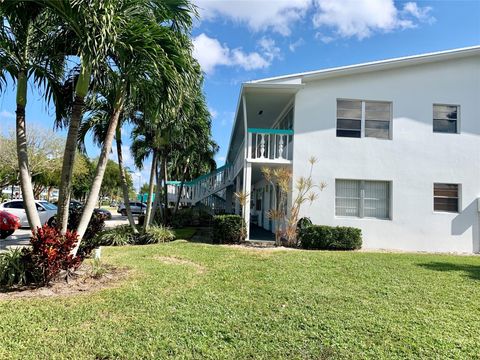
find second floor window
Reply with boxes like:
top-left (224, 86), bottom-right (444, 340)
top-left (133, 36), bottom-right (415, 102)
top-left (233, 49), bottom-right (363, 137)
top-left (337, 99), bottom-right (391, 139)
top-left (433, 104), bottom-right (459, 133)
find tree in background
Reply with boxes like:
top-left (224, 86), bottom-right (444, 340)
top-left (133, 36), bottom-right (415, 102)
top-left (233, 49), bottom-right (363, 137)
top-left (0, 2), bottom-right (65, 230)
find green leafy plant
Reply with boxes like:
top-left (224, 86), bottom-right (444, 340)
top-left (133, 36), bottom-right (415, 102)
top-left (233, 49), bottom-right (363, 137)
top-left (68, 209), bottom-right (106, 242)
top-left (95, 225), bottom-right (135, 246)
top-left (298, 225), bottom-right (362, 250)
top-left (90, 257), bottom-right (107, 279)
top-left (170, 207), bottom-right (213, 228)
top-left (68, 210), bottom-right (107, 258)
top-left (297, 217), bottom-right (313, 232)
top-left (212, 215), bottom-right (246, 244)
top-left (136, 225), bottom-right (175, 245)
top-left (0, 248), bottom-right (37, 287)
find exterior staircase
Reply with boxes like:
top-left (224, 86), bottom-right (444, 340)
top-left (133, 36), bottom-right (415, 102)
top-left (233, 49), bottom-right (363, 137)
top-left (166, 164), bottom-right (234, 210)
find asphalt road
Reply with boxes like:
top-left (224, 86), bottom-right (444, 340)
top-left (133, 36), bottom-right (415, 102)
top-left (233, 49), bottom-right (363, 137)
top-left (0, 213), bottom-right (129, 252)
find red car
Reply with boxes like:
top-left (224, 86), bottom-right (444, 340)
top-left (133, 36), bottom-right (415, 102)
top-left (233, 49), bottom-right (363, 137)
top-left (0, 210), bottom-right (20, 239)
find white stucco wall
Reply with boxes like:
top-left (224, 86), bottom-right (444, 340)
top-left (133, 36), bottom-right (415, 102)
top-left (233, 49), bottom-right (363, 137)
top-left (293, 55), bottom-right (480, 253)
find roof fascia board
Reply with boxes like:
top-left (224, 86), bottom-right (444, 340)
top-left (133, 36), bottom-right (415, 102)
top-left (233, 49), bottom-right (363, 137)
top-left (250, 46), bottom-right (480, 84)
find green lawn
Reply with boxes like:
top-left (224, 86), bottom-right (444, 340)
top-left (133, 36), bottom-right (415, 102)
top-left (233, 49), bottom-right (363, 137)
top-left (1, 241), bottom-right (479, 359)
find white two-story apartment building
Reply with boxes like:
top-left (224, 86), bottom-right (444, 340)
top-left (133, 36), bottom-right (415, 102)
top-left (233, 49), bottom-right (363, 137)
top-left (218, 46), bottom-right (480, 253)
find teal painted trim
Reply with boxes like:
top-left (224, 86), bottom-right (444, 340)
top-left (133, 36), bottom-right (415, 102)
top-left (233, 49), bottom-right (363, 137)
top-left (137, 193), bottom-right (155, 202)
top-left (248, 128), bottom-right (294, 135)
top-left (166, 181), bottom-right (182, 185)
top-left (168, 163), bottom-right (233, 186)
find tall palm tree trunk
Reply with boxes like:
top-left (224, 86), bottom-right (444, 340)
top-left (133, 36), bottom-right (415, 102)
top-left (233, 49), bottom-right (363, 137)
top-left (162, 154), bottom-right (169, 225)
top-left (57, 64), bottom-right (91, 233)
top-left (173, 160), bottom-right (189, 216)
top-left (143, 151), bottom-right (157, 230)
top-left (73, 87), bottom-right (125, 254)
top-left (115, 127), bottom-right (138, 233)
top-left (15, 71), bottom-right (41, 230)
top-left (150, 157), bottom-right (162, 226)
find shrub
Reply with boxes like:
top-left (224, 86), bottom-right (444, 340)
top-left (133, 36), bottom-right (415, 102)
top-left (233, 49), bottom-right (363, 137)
top-left (170, 208), bottom-right (193, 228)
top-left (0, 248), bottom-right (37, 287)
top-left (212, 215), bottom-right (246, 244)
top-left (297, 217), bottom-right (313, 231)
top-left (298, 225), bottom-right (362, 250)
top-left (170, 207), bottom-right (213, 228)
top-left (136, 225), bottom-right (175, 245)
top-left (30, 225), bottom-right (81, 285)
top-left (68, 209), bottom-right (106, 241)
top-left (66, 209), bottom-right (106, 258)
top-left (95, 225), bottom-right (135, 246)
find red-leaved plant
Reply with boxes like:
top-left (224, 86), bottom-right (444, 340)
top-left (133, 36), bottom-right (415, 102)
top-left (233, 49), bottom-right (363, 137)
top-left (30, 225), bottom-right (82, 285)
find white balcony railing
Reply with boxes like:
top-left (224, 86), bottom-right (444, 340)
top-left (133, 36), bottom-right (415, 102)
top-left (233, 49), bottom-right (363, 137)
top-left (247, 128), bottom-right (293, 162)
top-left (166, 164), bottom-right (234, 205)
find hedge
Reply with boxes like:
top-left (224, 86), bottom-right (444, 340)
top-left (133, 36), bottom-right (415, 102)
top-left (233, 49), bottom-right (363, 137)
top-left (298, 225), bottom-right (362, 250)
top-left (212, 215), bottom-right (246, 244)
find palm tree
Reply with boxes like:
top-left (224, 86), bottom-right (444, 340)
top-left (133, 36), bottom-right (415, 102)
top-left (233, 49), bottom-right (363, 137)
top-left (73, 1), bottom-right (198, 250)
top-left (78, 84), bottom-right (138, 233)
top-left (34, 0), bottom-right (121, 233)
top-left (131, 71), bottom-right (218, 227)
top-left (131, 108), bottom-right (168, 230)
top-left (0, 2), bottom-right (65, 230)
top-left (168, 83), bottom-right (218, 217)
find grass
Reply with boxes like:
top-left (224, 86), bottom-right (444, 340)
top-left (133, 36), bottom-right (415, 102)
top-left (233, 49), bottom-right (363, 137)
top-left (0, 242), bottom-right (479, 359)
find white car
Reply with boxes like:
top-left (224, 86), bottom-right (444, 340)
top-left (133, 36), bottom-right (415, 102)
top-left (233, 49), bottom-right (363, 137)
top-left (0, 200), bottom-right (57, 228)
top-left (117, 201), bottom-right (147, 216)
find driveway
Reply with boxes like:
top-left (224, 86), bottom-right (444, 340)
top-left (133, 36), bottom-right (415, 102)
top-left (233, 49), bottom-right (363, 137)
top-left (0, 214), bottom-right (129, 251)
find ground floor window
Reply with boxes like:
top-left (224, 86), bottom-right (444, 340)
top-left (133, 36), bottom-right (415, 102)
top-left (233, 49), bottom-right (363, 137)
top-left (433, 183), bottom-right (459, 212)
top-left (335, 179), bottom-right (390, 219)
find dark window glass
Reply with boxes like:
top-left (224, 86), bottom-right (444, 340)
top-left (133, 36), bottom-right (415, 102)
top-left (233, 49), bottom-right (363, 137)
top-left (433, 119), bottom-right (457, 133)
top-left (433, 104), bottom-right (458, 133)
top-left (365, 120), bottom-right (390, 139)
top-left (365, 101), bottom-right (390, 139)
top-left (337, 130), bottom-right (361, 138)
top-left (337, 99), bottom-right (391, 139)
top-left (337, 119), bottom-right (361, 130)
top-left (337, 100), bottom-right (362, 138)
top-left (434, 183), bottom-right (459, 212)
top-left (9, 201), bottom-right (24, 209)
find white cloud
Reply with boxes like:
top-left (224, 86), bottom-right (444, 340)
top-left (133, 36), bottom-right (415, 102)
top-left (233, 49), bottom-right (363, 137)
top-left (315, 32), bottom-right (334, 44)
top-left (0, 110), bottom-right (14, 119)
top-left (195, 0), bottom-right (311, 36)
top-left (231, 49), bottom-right (269, 71)
top-left (195, 1), bottom-right (434, 42)
top-left (312, 0), bottom-right (435, 40)
top-left (402, 2), bottom-right (435, 23)
top-left (289, 38), bottom-right (305, 52)
top-left (192, 33), bottom-right (272, 74)
top-left (258, 37), bottom-right (282, 62)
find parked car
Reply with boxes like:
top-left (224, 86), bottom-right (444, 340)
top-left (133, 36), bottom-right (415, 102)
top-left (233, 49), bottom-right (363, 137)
top-left (117, 202), bottom-right (147, 216)
top-left (53, 200), bottom-right (112, 220)
top-left (0, 211), bottom-right (20, 239)
top-left (94, 208), bottom-right (112, 219)
top-left (0, 200), bottom-right (57, 228)
top-left (52, 200), bottom-right (83, 211)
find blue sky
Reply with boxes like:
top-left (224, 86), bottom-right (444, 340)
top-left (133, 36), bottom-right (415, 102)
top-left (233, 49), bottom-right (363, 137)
top-left (0, 0), bottom-right (479, 188)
